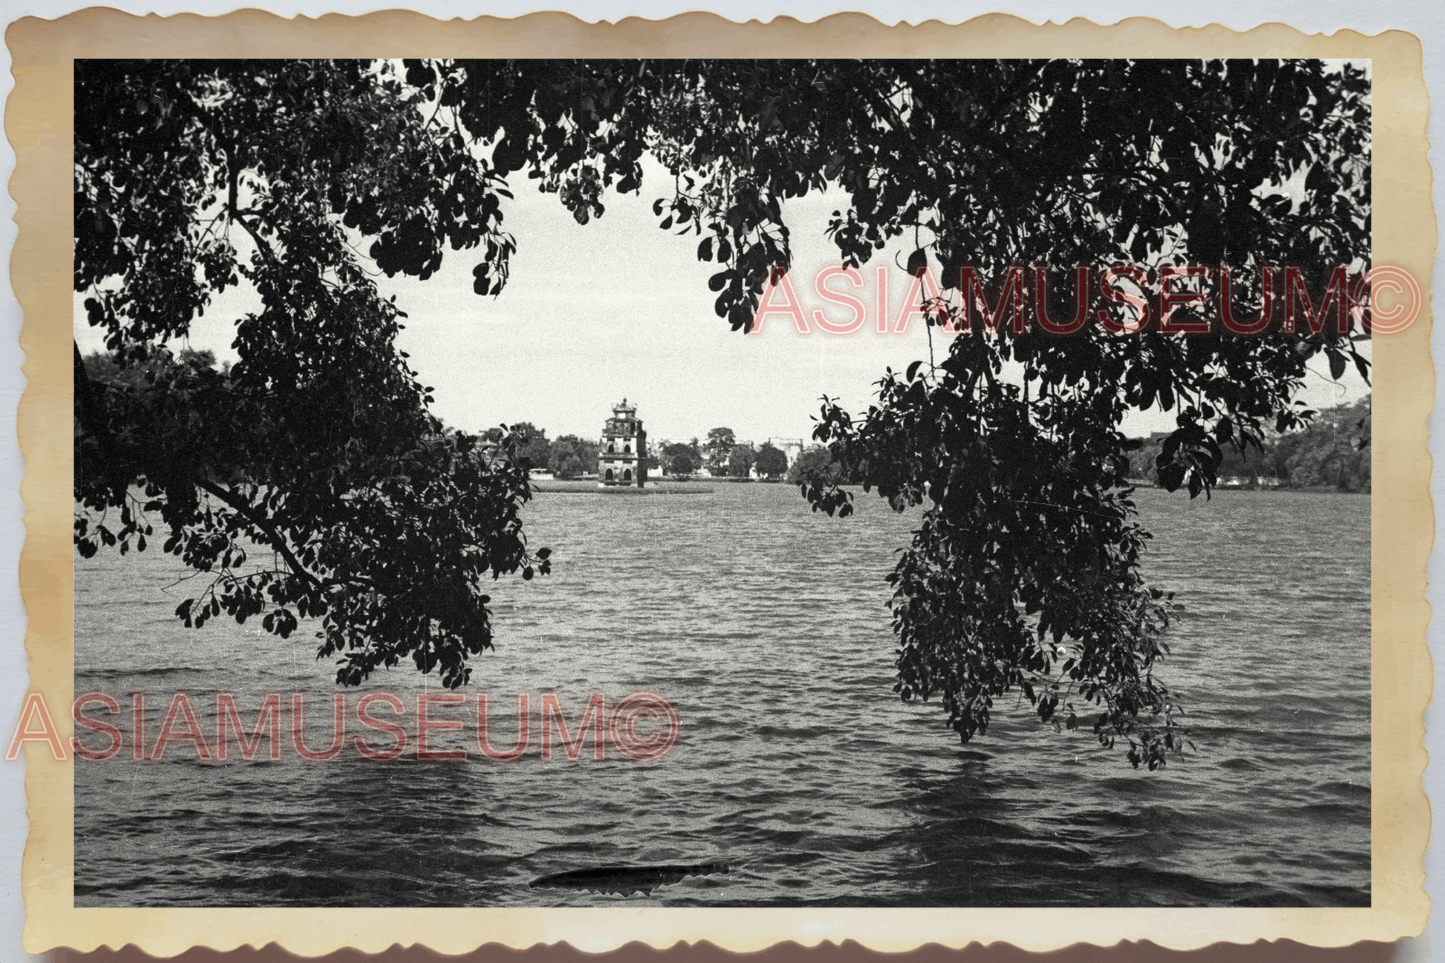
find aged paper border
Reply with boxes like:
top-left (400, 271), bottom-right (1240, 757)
top-left (9, 9), bottom-right (1433, 956)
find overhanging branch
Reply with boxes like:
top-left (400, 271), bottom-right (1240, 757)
top-left (194, 477), bottom-right (322, 590)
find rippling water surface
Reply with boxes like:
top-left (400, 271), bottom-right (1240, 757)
top-left (74, 485), bottom-right (1370, 907)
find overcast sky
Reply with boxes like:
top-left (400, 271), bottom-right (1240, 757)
top-left (74, 154), bottom-right (1371, 447)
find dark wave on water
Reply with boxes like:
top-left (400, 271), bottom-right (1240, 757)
top-left (74, 486), bottom-right (1369, 907)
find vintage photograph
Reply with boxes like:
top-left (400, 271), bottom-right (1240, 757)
top-left (71, 57), bottom-right (1373, 908)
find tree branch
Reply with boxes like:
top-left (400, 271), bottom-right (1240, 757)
top-left (194, 477), bottom-right (322, 589)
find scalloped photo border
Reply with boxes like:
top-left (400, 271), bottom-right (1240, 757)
top-left (7, 9), bottom-right (1434, 957)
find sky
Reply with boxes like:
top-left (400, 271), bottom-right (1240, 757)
top-left (74, 155), bottom-right (1372, 448)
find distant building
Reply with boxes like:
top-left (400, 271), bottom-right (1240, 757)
top-left (598, 399), bottom-right (647, 488)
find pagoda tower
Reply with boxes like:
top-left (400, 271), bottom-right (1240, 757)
top-left (598, 399), bottom-right (647, 488)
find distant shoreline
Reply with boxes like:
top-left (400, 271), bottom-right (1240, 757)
top-left (534, 478), bottom-right (1369, 496)
top-left (531, 479), bottom-right (716, 495)
top-left (1127, 480), bottom-right (1370, 495)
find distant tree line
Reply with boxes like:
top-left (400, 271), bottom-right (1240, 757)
top-left (685, 428), bottom-right (789, 480)
top-left (660, 440), bottom-right (703, 477)
top-left (84, 346), bottom-right (1364, 497)
top-left (79, 354), bottom-right (619, 485)
top-left (473, 423), bottom-right (791, 481)
top-left (478, 424), bottom-right (619, 480)
top-left (82, 346), bottom-right (225, 388)
top-left (1129, 397), bottom-right (1370, 492)
top-left (786, 445), bottom-right (857, 487)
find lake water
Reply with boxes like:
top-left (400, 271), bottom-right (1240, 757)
top-left (73, 484), bottom-right (1370, 907)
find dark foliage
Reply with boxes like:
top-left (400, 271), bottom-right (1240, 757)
top-left (75, 60), bottom-right (547, 690)
top-left (754, 443), bottom-right (789, 480)
top-left (1131, 396), bottom-right (1371, 492)
top-left (661, 442), bottom-right (700, 477)
top-left (786, 445), bottom-right (850, 487)
top-left (547, 435), bottom-right (600, 480)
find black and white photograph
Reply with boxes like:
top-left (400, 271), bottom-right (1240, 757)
top-left (70, 55), bottom-right (1377, 910)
